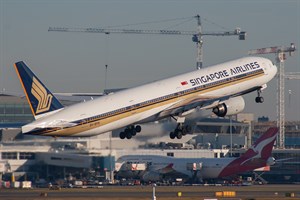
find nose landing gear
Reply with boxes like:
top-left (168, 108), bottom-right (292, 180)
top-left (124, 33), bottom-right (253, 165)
top-left (255, 89), bottom-right (264, 103)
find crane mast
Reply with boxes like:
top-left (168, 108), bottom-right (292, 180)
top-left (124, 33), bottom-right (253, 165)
top-left (285, 72), bottom-right (300, 80)
top-left (196, 15), bottom-right (203, 69)
top-left (248, 43), bottom-right (297, 148)
top-left (49, 15), bottom-right (246, 69)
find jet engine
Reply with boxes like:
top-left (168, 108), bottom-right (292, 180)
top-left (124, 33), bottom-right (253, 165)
top-left (266, 157), bottom-right (276, 166)
top-left (212, 96), bottom-right (245, 117)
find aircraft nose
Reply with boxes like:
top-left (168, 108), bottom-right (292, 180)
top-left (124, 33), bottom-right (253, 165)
top-left (265, 58), bottom-right (277, 78)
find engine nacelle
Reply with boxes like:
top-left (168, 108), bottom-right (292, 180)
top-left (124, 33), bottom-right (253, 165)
top-left (212, 96), bottom-right (245, 117)
top-left (267, 157), bottom-right (276, 166)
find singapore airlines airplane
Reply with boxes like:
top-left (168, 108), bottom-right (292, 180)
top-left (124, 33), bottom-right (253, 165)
top-left (116, 127), bottom-right (278, 182)
top-left (14, 56), bottom-right (277, 139)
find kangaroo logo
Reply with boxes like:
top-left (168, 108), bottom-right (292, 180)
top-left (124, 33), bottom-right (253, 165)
top-left (31, 77), bottom-right (53, 114)
top-left (240, 132), bottom-right (277, 166)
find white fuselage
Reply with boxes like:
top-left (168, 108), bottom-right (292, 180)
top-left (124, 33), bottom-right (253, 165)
top-left (22, 57), bottom-right (277, 137)
top-left (116, 128), bottom-right (278, 180)
top-left (116, 155), bottom-right (235, 179)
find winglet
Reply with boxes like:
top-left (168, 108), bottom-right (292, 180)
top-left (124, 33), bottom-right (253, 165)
top-left (14, 61), bottom-right (64, 119)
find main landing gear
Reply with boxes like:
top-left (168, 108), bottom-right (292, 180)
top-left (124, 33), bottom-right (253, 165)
top-left (255, 89), bottom-right (264, 103)
top-left (119, 125), bottom-right (141, 139)
top-left (169, 124), bottom-right (192, 139)
top-left (169, 116), bottom-right (192, 139)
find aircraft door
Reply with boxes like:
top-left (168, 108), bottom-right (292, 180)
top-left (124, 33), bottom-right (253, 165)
top-left (186, 162), bottom-right (203, 171)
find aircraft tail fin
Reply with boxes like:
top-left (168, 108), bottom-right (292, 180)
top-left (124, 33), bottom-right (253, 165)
top-left (219, 127), bottom-right (278, 177)
top-left (14, 61), bottom-right (64, 119)
top-left (241, 127), bottom-right (278, 161)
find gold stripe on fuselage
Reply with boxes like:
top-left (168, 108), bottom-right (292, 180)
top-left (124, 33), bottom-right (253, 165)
top-left (36, 69), bottom-right (265, 136)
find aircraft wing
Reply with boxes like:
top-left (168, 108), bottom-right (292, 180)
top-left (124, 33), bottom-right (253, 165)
top-left (157, 163), bottom-right (175, 174)
top-left (159, 95), bottom-right (228, 117)
top-left (145, 163), bottom-right (191, 181)
top-left (160, 86), bottom-right (261, 117)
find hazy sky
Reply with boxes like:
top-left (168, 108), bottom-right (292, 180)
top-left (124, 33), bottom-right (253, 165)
top-left (0, 0), bottom-right (299, 121)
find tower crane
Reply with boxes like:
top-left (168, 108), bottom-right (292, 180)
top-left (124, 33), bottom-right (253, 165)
top-left (48, 15), bottom-right (246, 69)
top-left (285, 72), bottom-right (300, 80)
top-left (248, 43), bottom-right (297, 148)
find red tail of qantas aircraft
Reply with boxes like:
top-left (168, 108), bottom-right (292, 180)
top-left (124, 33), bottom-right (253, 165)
top-left (218, 127), bottom-right (278, 177)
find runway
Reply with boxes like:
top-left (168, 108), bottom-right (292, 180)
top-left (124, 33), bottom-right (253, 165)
top-left (1, 184), bottom-right (300, 200)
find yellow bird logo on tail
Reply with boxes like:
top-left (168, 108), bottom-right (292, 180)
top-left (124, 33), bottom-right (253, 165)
top-left (31, 77), bottom-right (53, 114)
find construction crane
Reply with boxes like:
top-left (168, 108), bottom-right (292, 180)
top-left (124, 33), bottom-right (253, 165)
top-left (248, 43), bottom-right (297, 149)
top-left (285, 72), bottom-right (300, 108)
top-left (285, 72), bottom-right (300, 80)
top-left (48, 15), bottom-right (246, 69)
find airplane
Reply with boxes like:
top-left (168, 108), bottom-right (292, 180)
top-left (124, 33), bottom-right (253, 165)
top-left (115, 127), bottom-right (279, 182)
top-left (14, 56), bottom-right (277, 139)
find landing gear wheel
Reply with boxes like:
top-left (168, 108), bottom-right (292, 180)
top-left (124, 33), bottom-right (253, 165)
top-left (255, 96), bottom-right (264, 103)
top-left (119, 125), bottom-right (141, 139)
top-left (131, 129), bottom-right (137, 136)
top-left (126, 133), bottom-right (132, 139)
top-left (172, 128), bottom-right (183, 139)
top-left (176, 132), bottom-right (182, 139)
top-left (256, 89), bottom-right (264, 103)
top-left (170, 132), bottom-right (176, 139)
top-left (174, 129), bottom-right (179, 136)
top-left (169, 115), bottom-right (191, 139)
top-left (259, 97), bottom-right (264, 103)
top-left (119, 132), bottom-right (126, 139)
top-left (135, 125), bottom-right (142, 133)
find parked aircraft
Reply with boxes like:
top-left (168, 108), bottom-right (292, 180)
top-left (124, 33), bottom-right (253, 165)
top-left (115, 127), bottom-right (278, 182)
top-left (14, 57), bottom-right (277, 139)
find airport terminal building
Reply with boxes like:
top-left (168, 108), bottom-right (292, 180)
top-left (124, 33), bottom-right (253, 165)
top-left (0, 94), bottom-right (300, 185)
